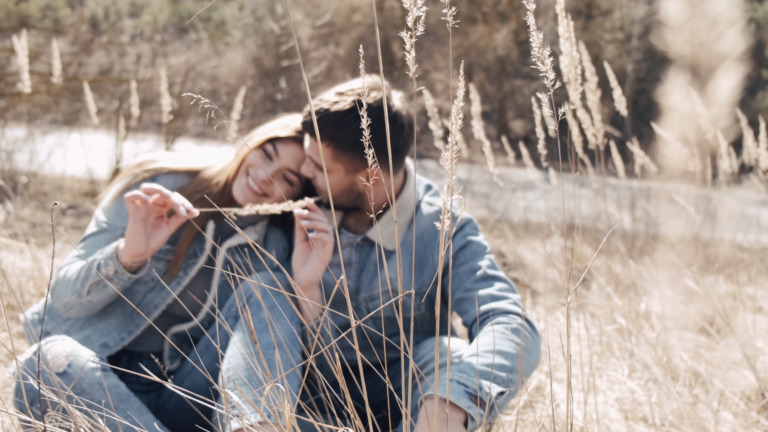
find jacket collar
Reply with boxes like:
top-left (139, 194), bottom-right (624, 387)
top-left (364, 160), bottom-right (415, 251)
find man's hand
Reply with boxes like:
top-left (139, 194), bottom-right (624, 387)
top-left (117, 183), bottom-right (199, 272)
top-left (291, 200), bottom-right (334, 322)
top-left (414, 396), bottom-right (468, 432)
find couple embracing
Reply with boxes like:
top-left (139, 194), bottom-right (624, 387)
top-left (14, 77), bottom-right (540, 432)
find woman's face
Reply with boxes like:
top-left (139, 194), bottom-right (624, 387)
top-left (232, 138), bottom-right (306, 206)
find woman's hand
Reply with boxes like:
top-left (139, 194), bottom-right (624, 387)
top-left (291, 200), bottom-right (335, 322)
top-left (117, 183), bottom-right (199, 272)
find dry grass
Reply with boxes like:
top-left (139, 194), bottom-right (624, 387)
top-left (1, 176), bottom-right (767, 431)
top-left (481, 221), bottom-right (768, 432)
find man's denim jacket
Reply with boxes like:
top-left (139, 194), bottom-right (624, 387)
top-left (21, 173), bottom-right (290, 370)
top-left (307, 166), bottom-right (541, 430)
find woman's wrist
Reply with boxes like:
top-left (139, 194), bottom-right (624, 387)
top-left (293, 279), bottom-right (324, 322)
top-left (116, 240), bottom-right (148, 274)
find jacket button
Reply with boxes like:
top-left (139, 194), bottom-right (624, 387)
top-left (106, 264), bottom-right (115, 277)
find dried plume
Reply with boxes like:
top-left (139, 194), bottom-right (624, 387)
top-left (609, 139), bottom-right (626, 179)
top-left (227, 85), bottom-right (247, 142)
top-left (422, 88), bottom-right (444, 151)
top-left (532, 95), bottom-right (549, 168)
top-left (443, 117), bottom-right (469, 157)
top-left (199, 196), bottom-right (318, 217)
top-left (501, 135), bottom-right (516, 165)
top-left (51, 37), bottom-right (63, 85)
top-left (117, 114), bottom-right (127, 144)
top-left (565, 103), bottom-right (594, 177)
top-left (758, 116), bottom-right (768, 174)
top-left (469, 83), bottom-right (501, 185)
top-left (129, 79), bottom-right (141, 126)
top-left (604, 61), bottom-right (628, 118)
top-left (12, 29), bottom-right (31, 94)
top-left (555, 0), bottom-right (598, 149)
top-left (159, 67), bottom-right (174, 125)
top-left (736, 108), bottom-right (758, 168)
top-left (627, 137), bottom-right (658, 178)
top-left (523, 0), bottom-right (559, 92)
top-left (358, 46), bottom-right (378, 176)
top-left (438, 61), bottom-right (466, 231)
top-left (440, 0), bottom-right (459, 30)
top-left (518, 141), bottom-right (536, 171)
top-left (579, 41), bottom-right (605, 149)
top-left (82, 80), bottom-right (100, 127)
top-left (399, 0), bottom-right (427, 79)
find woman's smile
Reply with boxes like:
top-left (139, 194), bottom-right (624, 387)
top-left (246, 171), bottom-right (268, 198)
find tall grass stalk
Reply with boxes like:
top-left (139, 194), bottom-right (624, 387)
top-left (399, 1), bottom-right (426, 428)
top-left (758, 116), bottom-right (768, 174)
top-left (13, 29), bottom-right (31, 94)
top-left (159, 67), bottom-right (174, 126)
top-left (226, 86), bottom-right (247, 142)
top-left (82, 80), bottom-right (100, 127)
top-left (501, 135), bottom-right (516, 166)
top-left (51, 38), bottom-right (63, 85)
top-left (422, 89), bottom-right (444, 151)
top-left (129, 79), bottom-right (141, 127)
top-left (609, 139), bottom-right (626, 179)
top-left (469, 83), bottom-right (501, 185)
top-left (736, 108), bottom-right (758, 169)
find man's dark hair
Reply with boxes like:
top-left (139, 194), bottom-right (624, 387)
top-left (301, 75), bottom-right (414, 173)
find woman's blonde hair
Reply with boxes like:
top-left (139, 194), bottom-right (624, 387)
top-left (106, 113), bottom-right (304, 278)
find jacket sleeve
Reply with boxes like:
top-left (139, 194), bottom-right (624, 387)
top-left (431, 215), bottom-right (541, 430)
top-left (49, 180), bottom-right (152, 318)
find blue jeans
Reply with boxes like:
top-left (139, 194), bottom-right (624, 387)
top-left (14, 276), bottom-right (474, 432)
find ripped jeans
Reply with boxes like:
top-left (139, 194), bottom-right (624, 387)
top-left (14, 278), bottom-right (474, 432)
top-left (13, 275), bottom-right (304, 432)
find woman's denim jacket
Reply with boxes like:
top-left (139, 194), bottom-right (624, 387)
top-left (21, 173), bottom-right (290, 370)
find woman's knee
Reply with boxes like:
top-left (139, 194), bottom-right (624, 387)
top-left (13, 335), bottom-right (102, 416)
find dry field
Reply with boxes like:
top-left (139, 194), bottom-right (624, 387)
top-left (1, 173), bottom-right (766, 431)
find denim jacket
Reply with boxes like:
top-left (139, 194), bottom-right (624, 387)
top-left (21, 173), bottom-right (290, 370)
top-left (306, 165), bottom-right (541, 430)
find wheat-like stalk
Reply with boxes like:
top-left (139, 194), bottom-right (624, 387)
top-left (736, 108), bottom-right (758, 168)
top-left (82, 80), bottom-right (100, 126)
top-left (422, 88), bottom-right (444, 151)
top-left (579, 41), bottom-right (604, 150)
top-left (555, 0), bottom-right (598, 151)
top-left (523, 0), bottom-right (559, 93)
top-left (604, 61), bottom-right (628, 118)
top-left (609, 139), bottom-right (626, 179)
top-left (12, 29), bottom-right (31, 94)
top-left (117, 114), bottom-right (127, 144)
top-left (227, 85), bottom-right (247, 142)
top-left (518, 140), bottom-right (536, 171)
top-left (159, 67), bottom-right (174, 125)
top-left (399, 0), bottom-right (427, 80)
top-left (358, 46), bottom-right (378, 175)
top-left (565, 103), bottom-right (593, 177)
top-left (129, 79), bottom-right (140, 127)
top-left (532, 95), bottom-right (549, 168)
top-left (443, 117), bottom-right (469, 157)
top-left (501, 135), bottom-right (516, 165)
top-left (469, 83), bottom-right (501, 185)
top-left (51, 37), bottom-right (63, 85)
top-left (626, 137), bottom-right (658, 178)
top-left (438, 61), bottom-right (466, 233)
top-left (758, 115), bottom-right (768, 174)
top-left (198, 196), bottom-right (318, 216)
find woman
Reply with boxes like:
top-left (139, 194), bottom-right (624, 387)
top-left (14, 114), bottom-right (335, 432)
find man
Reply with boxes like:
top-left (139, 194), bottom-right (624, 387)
top-left (246, 76), bottom-right (540, 432)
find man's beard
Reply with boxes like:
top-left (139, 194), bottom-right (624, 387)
top-left (316, 188), bottom-right (368, 212)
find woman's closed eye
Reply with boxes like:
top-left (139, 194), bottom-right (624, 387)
top-left (262, 147), bottom-right (274, 161)
top-left (283, 173), bottom-right (296, 188)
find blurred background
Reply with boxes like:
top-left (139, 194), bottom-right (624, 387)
top-left (1, 0), bottom-right (767, 168)
top-left (2, 1), bottom-right (768, 431)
